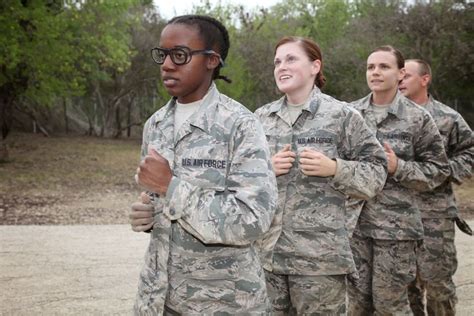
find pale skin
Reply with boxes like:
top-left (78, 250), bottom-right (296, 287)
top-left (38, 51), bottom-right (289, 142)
top-left (383, 142), bottom-right (398, 175)
top-left (391, 61), bottom-right (431, 176)
top-left (366, 51), bottom-right (405, 106)
top-left (272, 42), bottom-right (336, 178)
top-left (367, 50), bottom-right (405, 175)
top-left (272, 144), bottom-right (296, 176)
top-left (132, 41), bottom-right (336, 228)
top-left (399, 60), bottom-right (430, 105)
top-left (272, 144), bottom-right (337, 177)
top-left (300, 148), bottom-right (337, 177)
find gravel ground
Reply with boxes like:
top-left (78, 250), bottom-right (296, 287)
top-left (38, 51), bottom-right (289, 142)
top-left (0, 225), bottom-right (148, 315)
top-left (0, 223), bottom-right (473, 315)
top-left (1, 134), bottom-right (472, 314)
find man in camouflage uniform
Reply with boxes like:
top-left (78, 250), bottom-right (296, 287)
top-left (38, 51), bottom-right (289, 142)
top-left (348, 49), bottom-right (450, 314)
top-left (399, 59), bottom-right (473, 315)
top-left (132, 83), bottom-right (277, 315)
top-left (255, 86), bottom-right (387, 315)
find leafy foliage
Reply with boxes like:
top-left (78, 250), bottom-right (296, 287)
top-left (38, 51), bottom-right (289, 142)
top-left (1, 0), bottom-right (472, 149)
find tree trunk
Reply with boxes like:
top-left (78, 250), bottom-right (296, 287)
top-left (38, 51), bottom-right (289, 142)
top-left (34, 119), bottom-right (50, 137)
top-left (0, 138), bottom-right (8, 162)
top-left (0, 85), bottom-right (15, 160)
top-left (87, 116), bottom-right (94, 136)
top-left (94, 84), bottom-right (106, 137)
top-left (127, 99), bottom-right (132, 138)
top-left (1, 92), bottom-right (13, 138)
top-left (114, 104), bottom-right (122, 138)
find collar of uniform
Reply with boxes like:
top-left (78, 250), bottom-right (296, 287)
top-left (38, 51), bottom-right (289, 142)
top-left (153, 97), bottom-right (176, 126)
top-left (268, 95), bottom-right (286, 113)
top-left (358, 91), bottom-right (405, 119)
top-left (424, 94), bottom-right (436, 110)
top-left (152, 83), bottom-right (219, 134)
top-left (386, 91), bottom-right (405, 119)
top-left (305, 86), bottom-right (322, 116)
top-left (354, 94), bottom-right (372, 112)
top-left (187, 82), bottom-right (220, 134)
top-left (268, 86), bottom-right (321, 115)
top-left (152, 97), bottom-right (176, 134)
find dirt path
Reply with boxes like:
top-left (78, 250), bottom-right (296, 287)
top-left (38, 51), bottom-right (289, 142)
top-left (454, 221), bottom-right (474, 315)
top-left (0, 223), bottom-right (473, 315)
top-left (1, 134), bottom-right (472, 314)
top-left (0, 225), bottom-right (148, 315)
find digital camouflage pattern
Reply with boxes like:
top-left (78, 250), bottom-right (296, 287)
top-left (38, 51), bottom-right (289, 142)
top-left (409, 218), bottom-right (458, 316)
top-left (348, 235), bottom-right (417, 315)
top-left (351, 91), bottom-right (450, 241)
top-left (254, 87), bottom-right (387, 276)
top-left (134, 84), bottom-right (277, 315)
top-left (265, 271), bottom-right (346, 315)
top-left (416, 96), bottom-right (473, 219)
top-left (348, 92), bottom-right (450, 315)
top-left (408, 97), bottom-right (472, 316)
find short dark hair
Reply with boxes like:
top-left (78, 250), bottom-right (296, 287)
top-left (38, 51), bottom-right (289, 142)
top-left (371, 45), bottom-right (405, 69)
top-left (168, 15), bottom-right (231, 83)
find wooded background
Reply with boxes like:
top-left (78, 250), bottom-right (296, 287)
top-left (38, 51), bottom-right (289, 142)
top-left (1, 0), bottom-right (472, 160)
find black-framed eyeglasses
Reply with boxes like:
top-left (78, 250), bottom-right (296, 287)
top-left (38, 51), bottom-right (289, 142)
top-left (151, 46), bottom-right (224, 66)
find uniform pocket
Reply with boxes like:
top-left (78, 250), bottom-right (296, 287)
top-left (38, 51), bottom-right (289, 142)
top-left (292, 229), bottom-right (347, 262)
top-left (169, 278), bottom-right (238, 313)
top-left (137, 238), bottom-right (168, 301)
top-left (288, 194), bottom-right (345, 231)
top-left (181, 254), bottom-right (241, 280)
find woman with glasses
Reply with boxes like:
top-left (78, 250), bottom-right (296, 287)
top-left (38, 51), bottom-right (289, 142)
top-left (254, 36), bottom-right (387, 314)
top-left (130, 14), bottom-right (277, 314)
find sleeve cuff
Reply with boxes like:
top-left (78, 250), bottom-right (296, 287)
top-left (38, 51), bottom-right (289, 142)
top-left (330, 158), bottom-right (345, 190)
top-left (393, 158), bottom-right (406, 181)
top-left (163, 176), bottom-right (184, 220)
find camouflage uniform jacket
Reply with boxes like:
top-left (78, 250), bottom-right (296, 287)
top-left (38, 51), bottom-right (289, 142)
top-left (417, 96), bottom-right (473, 218)
top-left (351, 92), bottom-right (450, 240)
top-left (254, 87), bottom-right (387, 276)
top-left (134, 83), bottom-right (277, 315)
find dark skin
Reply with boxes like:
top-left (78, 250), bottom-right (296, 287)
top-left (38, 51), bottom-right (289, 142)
top-left (130, 192), bottom-right (153, 232)
top-left (159, 23), bottom-right (221, 104)
top-left (135, 23), bottom-right (221, 203)
top-left (136, 147), bottom-right (173, 196)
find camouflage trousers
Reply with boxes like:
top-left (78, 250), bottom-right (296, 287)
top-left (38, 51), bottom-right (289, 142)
top-left (348, 234), bottom-right (417, 315)
top-left (265, 270), bottom-right (347, 315)
top-left (408, 218), bottom-right (457, 316)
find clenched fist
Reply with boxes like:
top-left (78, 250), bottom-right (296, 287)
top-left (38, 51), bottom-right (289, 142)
top-left (136, 146), bottom-right (172, 196)
top-left (130, 192), bottom-right (154, 232)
